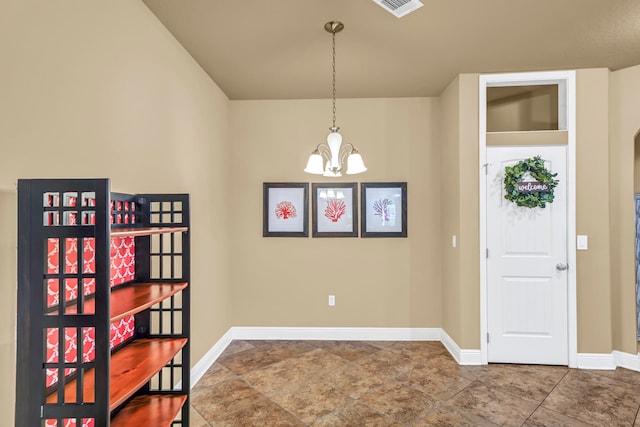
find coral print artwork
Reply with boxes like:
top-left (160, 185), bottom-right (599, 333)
top-left (361, 182), bottom-right (407, 237)
top-left (312, 183), bottom-right (357, 237)
top-left (263, 183), bottom-right (308, 237)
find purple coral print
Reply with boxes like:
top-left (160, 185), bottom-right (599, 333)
top-left (372, 198), bottom-right (393, 223)
top-left (275, 201), bottom-right (297, 220)
top-left (324, 199), bottom-right (346, 222)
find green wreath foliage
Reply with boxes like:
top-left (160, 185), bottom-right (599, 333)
top-left (504, 156), bottom-right (559, 208)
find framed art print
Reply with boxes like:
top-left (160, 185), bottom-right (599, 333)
top-left (263, 183), bottom-right (309, 237)
top-left (361, 182), bottom-right (407, 237)
top-left (312, 183), bottom-right (358, 237)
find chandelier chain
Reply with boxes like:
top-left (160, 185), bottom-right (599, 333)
top-left (332, 29), bottom-right (337, 129)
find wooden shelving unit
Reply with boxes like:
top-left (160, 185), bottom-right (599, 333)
top-left (16, 179), bottom-right (191, 427)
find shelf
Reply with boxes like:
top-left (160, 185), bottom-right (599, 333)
top-left (110, 282), bottom-right (188, 322)
top-left (111, 395), bottom-right (187, 427)
top-left (63, 282), bottom-right (188, 322)
top-left (110, 226), bottom-right (188, 238)
top-left (46, 338), bottom-right (188, 410)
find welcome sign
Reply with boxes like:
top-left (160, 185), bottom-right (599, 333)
top-left (516, 181), bottom-right (549, 194)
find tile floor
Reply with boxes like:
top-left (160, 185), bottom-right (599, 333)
top-left (190, 340), bottom-right (640, 426)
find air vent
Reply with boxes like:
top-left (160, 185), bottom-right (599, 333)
top-left (372, 0), bottom-right (424, 18)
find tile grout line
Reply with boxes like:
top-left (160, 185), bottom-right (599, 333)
top-left (237, 344), bottom-right (356, 426)
top-left (289, 345), bottom-right (384, 425)
top-left (190, 404), bottom-right (212, 427)
top-left (520, 368), bottom-right (571, 426)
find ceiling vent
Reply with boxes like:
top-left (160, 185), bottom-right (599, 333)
top-left (372, 0), bottom-right (424, 18)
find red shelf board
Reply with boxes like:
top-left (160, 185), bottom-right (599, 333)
top-left (111, 395), bottom-right (187, 427)
top-left (46, 338), bottom-right (188, 410)
top-left (110, 226), bottom-right (188, 238)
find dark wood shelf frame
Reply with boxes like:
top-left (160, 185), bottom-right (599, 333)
top-left (16, 179), bottom-right (191, 427)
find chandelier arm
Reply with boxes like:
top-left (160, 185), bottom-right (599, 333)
top-left (316, 143), bottom-right (332, 162)
top-left (338, 142), bottom-right (354, 167)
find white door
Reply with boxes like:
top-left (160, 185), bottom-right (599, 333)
top-left (486, 146), bottom-right (568, 365)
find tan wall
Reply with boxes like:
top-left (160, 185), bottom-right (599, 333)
top-left (0, 1), bottom-right (232, 424)
top-left (0, 191), bottom-right (17, 425)
top-left (610, 64), bottom-right (640, 353)
top-left (439, 77), bottom-right (462, 342)
top-left (487, 85), bottom-right (559, 132)
top-left (228, 98), bottom-right (442, 328)
top-left (458, 75), bottom-right (481, 348)
top-left (575, 69), bottom-right (613, 353)
top-left (438, 75), bottom-right (480, 349)
top-left (411, 99), bottom-right (443, 326)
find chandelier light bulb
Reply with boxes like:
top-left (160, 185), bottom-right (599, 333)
top-left (304, 150), bottom-right (325, 174)
top-left (346, 150), bottom-right (367, 175)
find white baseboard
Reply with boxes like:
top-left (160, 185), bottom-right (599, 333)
top-left (614, 350), bottom-right (640, 371)
top-left (576, 353), bottom-right (616, 370)
top-left (440, 330), bottom-right (482, 365)
top-left (576, 351), bottom-right (640, 371)
top-left (230, 326), bottom-right (441, 341)
top-left (190, 328), bottom-right (234, 387)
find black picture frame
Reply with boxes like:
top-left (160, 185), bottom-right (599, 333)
top-left (361, 182), bottom-right (407, 238)
top-left (312, 183), bottom-right (358, 238)
top-left (263, 183), bottom-right (309, 237)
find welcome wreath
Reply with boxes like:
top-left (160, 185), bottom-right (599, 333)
top-left (504, 156), bottom-right (559, 208)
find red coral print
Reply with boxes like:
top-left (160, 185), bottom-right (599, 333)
top-left (324, 199), bottom-right (346, 222)
top-left (275, 201), bottom-right (297, 220)
top-left (373, 198), bottom-right (393, 222)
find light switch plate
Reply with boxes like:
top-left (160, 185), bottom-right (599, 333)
top-left (577, 235), bottom-right (588, 250)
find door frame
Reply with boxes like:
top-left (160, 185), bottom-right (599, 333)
top-left (479, 71), bottom-right (577, 367)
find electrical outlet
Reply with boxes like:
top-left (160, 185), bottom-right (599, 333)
top-left (328, 295), bottom-right (335, 306)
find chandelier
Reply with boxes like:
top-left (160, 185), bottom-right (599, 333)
top-left (304, 21), bottom-right (367, 177)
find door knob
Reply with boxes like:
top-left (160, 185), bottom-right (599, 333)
top-left (556, 263), bottom-right (568, 271)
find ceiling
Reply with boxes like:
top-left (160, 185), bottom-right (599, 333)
top-left (142, 0), bottom-right (640, 100)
